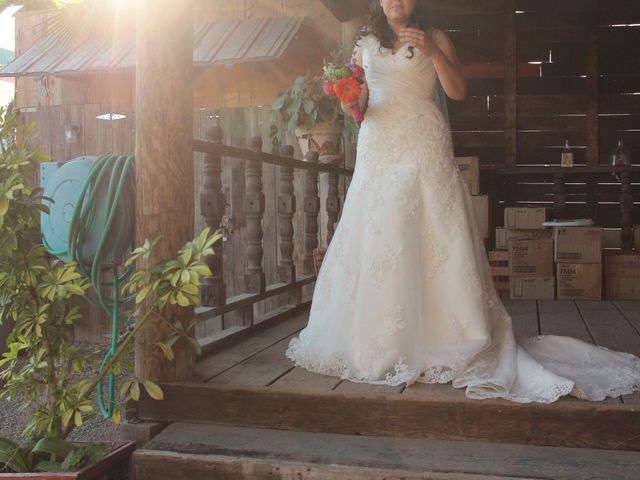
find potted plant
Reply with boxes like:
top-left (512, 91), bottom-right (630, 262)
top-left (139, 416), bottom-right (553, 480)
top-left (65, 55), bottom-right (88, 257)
top-left (269, 75), bottom-right (359, 161)
top-left (0, 108), bottom-right (221, 477)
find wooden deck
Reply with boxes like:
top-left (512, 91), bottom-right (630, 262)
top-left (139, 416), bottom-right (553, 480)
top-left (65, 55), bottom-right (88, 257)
top-left (137, 293), bottom-right (640, 452)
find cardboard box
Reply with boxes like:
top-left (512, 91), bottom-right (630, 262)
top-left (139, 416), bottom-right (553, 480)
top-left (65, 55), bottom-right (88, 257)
top-left (504, 207), bottom-right (546, 230)
top-left (455, 156), bottom-right (480, 195)
top-left (471, 194), bottom-right (489, 239)
top-left (510, 277), bottom-right (555, 300)
top-left (508, 238), bottom-right (553, 277)
top-left (506, 228), bottom-right (553, 242)
top-left (553, 226), bottom-right (602, 263)
top-left (557, 263), bottom-right (602, 300)
top-left (604, 252), bottom-right (640, 300)
top-left (495, 227), bottom-right (507, 250)
top-left (606, 277), bottom-right (640, 301)
top-left (603, 229), bottom-right (622, 249)
top-left (604, 251), bottom-right (640, 278)
top-left (488, 250), bottom-right (509, 291)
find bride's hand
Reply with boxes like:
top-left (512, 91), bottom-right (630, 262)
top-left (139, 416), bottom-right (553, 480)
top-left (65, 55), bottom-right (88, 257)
top-left (341, 99), bottom-right (358, 114)
top-left (399, 27), bottom-right (439, 57)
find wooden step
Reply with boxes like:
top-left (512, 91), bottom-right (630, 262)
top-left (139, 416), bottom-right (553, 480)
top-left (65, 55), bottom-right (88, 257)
top-left (132, 423), bottom-right (640, 480)
top-left (137, 297), bottom-right (640, 451)
top-left (138, 380), bottom-right (640, 451)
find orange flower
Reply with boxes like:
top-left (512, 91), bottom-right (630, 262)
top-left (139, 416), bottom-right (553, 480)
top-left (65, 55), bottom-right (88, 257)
top-left (333, 77), bottom-right (361, 103)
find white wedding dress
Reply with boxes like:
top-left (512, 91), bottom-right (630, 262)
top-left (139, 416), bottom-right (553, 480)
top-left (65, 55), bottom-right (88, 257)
top-left (285, 34), bottom-right (640, 403)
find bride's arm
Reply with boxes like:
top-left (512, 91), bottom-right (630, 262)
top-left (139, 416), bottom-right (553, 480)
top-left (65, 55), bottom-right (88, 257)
top-left (399, 27), bottom-right (467, 101)
top-left (341, 43), bottom-right (369, 114)
top-left (429, 29), bottom-right (467, 101)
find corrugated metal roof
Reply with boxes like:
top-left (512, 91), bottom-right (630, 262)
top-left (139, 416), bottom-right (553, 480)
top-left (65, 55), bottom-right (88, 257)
top-left (0, 16), bottom-right (307, 77)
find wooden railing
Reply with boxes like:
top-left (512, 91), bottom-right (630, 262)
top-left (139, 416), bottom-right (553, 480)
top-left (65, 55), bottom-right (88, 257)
top-left (193, 126), bottom-right (353, 354)
top-left (483, 164), bottom-right (640, 250)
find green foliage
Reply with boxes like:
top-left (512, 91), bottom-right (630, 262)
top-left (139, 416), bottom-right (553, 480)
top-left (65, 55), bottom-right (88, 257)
top-left (0, 107), bottom-right (223, 472)
top-left (269, 75), bottom-right (358, 153)
top-left (0, 436), bottom-right (109, 473)
top-left (0, 107), bottom-right (92, 440)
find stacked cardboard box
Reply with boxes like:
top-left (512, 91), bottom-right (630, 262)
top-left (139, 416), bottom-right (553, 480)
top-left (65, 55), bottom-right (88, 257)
top-left (455, 157), bottom-right (490, 242)
top-left (502, 207), bottom-right (555, 300)
top-left (604, 251), bottom-right (640, 300)
top-left (554, 226), bottom-right (603, 300)
top-left (602, 228), bottom-right (622, 249)
top-left (488, 250), bottom-right (509, 292)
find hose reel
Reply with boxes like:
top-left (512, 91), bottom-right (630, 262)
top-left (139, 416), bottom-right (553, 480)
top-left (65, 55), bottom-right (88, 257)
top-left (40, 154), bottom-right (136, 418)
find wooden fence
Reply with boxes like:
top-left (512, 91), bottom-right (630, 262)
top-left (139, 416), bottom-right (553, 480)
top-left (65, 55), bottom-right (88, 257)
top-left (192, 129), bottom-right (353, 352)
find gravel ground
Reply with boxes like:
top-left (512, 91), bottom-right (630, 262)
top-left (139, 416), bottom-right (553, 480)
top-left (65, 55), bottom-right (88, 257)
top-left (0, 343), bottom-right (126, 444)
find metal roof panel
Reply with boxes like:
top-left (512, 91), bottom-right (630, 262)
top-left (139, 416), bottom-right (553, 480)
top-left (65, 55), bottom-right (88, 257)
top-left (0, 15), bottom-right (307, 77)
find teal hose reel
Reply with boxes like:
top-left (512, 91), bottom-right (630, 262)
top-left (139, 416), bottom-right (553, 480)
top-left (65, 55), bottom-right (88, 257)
top-left (40, 154), bottom-right (136, 418)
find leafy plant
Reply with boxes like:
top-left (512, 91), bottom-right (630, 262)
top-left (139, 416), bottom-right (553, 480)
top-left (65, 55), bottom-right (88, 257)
top-left (0, 436), bottom-right (109, 473)
top-left (0, 107), bottom-right (222, 472)
top-left (269, 75), bottom-right (359, 153)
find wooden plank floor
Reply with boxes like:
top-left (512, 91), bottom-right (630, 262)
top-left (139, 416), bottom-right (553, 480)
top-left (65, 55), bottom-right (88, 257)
top-left (139, 295), bottom-right (640, 450)
top-left (196, 293), bottom-right (640, 405)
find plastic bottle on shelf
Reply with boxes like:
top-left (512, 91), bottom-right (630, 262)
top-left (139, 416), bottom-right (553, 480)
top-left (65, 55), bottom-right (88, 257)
top-left (611, 140), bottom-right (631, 167)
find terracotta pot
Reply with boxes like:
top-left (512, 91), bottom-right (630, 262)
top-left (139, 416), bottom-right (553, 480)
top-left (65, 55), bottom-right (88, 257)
top-left (295, 121), bottom-right (342, 162)
top-left (0, 441), bottom-right (135, 480)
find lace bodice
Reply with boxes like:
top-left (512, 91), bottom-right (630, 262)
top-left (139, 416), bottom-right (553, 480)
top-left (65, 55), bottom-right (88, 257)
top-left (359, 34), bottom-right (439, 115)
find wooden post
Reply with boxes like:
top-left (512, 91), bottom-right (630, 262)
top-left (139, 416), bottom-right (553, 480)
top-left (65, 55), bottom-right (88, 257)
top-left (585, 0), bottom-right (599, 168)
top-left (504, 0), bottom-right (517, 168)
top-left (278, 145), bottom-right (296, 283)
top-left (303, 151), bottom-right (320, 275)
top-left (326, 167), bottom-right (340, 245)
top-left (553, 173), bottom-right (566, 219)
top-left (135, 0), bottom-right (195, 382)
top-left (200, 126), bottom-right (226, 307)
top-left (245, 136), bottom-right (266, 294)
top-left (586, 175), bottom-right (599, 224)
top-left (620, 171), bottom-right (633, 251)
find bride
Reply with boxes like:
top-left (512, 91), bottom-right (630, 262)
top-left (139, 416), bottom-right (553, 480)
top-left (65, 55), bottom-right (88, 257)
top-left (285, 0), bottom-right (640, 403)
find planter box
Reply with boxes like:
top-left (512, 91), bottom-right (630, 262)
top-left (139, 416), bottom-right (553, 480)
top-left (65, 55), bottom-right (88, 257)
top-left (0, 441), bottom-right (135, 480)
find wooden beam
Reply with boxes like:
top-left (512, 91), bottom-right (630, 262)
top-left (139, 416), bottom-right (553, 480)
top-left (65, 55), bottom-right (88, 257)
top-left (586, 0), bottom-right (599, 167)
top-left (135, 0), bottom-right (195, 382)
top-left (137, 381), bottom-right (640, 451)
top-left (320, 0), bottom-right (370, 22)
top-left (504, 0), bottom-right (517, 168)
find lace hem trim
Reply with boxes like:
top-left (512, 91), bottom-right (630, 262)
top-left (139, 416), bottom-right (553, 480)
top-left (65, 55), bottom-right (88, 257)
top-left (285, 337), bottom-right (640, 403)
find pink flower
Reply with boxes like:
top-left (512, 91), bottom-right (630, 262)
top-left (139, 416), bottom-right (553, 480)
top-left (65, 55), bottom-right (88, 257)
top-left (323, 79), bottom-right (335, 96)
top-left (352, 105), bottom-right (364, 124)
top-left (348, 63), bottom-right (364, 80)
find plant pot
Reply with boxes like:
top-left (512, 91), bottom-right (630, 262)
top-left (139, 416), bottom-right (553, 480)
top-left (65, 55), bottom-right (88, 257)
top-left (295, 121), bottom-right (342, 163)
top-left (0, 441), bottom-right (135, 480)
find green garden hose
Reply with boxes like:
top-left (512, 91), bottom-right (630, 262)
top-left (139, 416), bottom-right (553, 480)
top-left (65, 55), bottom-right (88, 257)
top-left (43, 154), bottom-right (136, 419)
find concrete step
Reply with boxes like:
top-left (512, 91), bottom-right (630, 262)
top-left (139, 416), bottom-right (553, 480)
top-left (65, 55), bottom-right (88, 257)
top-left (132, 423), bottom-right (640, 480)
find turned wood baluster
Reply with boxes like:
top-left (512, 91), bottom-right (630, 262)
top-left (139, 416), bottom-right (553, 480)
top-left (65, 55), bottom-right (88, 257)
top-left (326, 166), bottom-right (340, 245)
top-left (244, 136), bottom-right (266, 294)
top-left (553, 173), bottom-right (566, 219)
top-left (200, 126), bottom-right (226, 307)
top-left (278, 145), bottom-right (297, 283)
top-left (303, 151), bottom-right (320, 275)
top-left (620, 171), bottom-right (633, 251)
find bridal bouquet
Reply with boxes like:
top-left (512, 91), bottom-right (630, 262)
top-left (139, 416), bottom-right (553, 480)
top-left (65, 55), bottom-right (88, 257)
top-left (322, 62), bottom-right (365, 125)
